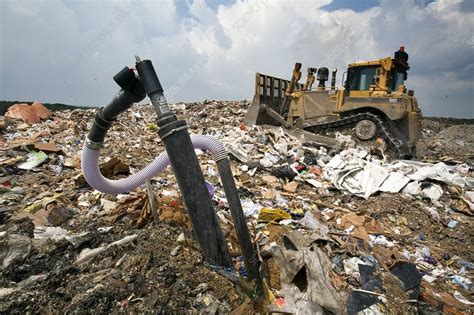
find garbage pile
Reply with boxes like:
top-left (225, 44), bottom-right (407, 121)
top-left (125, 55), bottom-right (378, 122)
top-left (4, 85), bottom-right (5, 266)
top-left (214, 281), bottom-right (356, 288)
top-left (417, 118), bottom-right (474, 164)
top-left (1, 100), bottom-right (473, 313)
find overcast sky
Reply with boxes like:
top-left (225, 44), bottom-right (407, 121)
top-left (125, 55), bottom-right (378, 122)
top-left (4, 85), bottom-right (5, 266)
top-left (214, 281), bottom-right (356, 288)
top-left (1, 0), bottom-right (473, 118)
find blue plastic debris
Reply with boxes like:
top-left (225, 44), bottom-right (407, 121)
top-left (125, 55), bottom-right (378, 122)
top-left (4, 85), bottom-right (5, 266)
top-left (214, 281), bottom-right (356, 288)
top-left (451, 275), bottom-right (472, 291)
top-left (447, 220), bottom-right (458, 228)
top-left (237, 256), bottom-right (248, 277)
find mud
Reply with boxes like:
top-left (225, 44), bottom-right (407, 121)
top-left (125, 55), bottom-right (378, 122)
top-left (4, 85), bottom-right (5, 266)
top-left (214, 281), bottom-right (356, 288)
top-left (0, 224), bottom-right (244, 313)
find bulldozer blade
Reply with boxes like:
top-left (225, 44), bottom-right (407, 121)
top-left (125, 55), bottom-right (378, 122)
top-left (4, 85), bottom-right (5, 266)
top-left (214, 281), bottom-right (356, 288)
top-left (244, 101), bottom-right (291, 128)
top-left (244, 99), bottom-right (261, 126)
top-left (286, 128), bottom-right (337, 147)
top-left (244, 102), bottom-right (336, 148)
top-left (261, 104), bottom-right (292, 128)
top-left (259, 125), bottom-right (337, 148)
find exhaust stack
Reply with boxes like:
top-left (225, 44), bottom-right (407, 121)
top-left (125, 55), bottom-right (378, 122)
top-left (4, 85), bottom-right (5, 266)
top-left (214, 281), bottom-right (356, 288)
top-left (331, 69), bottom-right (337, 90)
top-left (316, 67), bottom-right (329, 90)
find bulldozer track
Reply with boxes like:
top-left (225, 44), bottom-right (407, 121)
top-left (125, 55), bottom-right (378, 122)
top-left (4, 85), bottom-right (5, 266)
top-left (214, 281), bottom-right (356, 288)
top-left (303, 113), bottom-right (409, 157)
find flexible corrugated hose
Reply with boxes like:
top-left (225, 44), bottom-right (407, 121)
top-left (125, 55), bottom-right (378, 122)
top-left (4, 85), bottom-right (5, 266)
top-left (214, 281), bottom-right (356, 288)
top-left (81, 135), bottom-right (227, 194)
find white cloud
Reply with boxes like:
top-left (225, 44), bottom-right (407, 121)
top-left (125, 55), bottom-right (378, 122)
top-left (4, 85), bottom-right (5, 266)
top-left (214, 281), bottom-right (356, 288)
top-left (0, 0), bottom-right (473, 117)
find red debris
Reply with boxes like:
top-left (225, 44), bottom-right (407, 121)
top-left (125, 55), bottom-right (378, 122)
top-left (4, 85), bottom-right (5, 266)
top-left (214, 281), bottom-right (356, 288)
top-left (31, 102), bottom-right (52, 120)
top-left (5, 103), bottom-right (41, 124)
top-left (4, 102), bottom-right (52, 124)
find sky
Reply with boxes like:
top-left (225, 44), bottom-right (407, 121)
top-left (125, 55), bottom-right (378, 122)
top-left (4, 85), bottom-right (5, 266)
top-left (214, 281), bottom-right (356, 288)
top-left (0, 0), bottom-right (473, 118)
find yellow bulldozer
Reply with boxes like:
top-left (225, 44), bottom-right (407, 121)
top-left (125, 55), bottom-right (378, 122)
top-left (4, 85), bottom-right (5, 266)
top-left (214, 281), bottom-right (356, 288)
top-left (245, 47), bottom-right (422, 157)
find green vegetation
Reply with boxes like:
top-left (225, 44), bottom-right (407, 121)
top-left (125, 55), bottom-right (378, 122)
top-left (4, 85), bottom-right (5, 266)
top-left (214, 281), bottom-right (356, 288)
top-left (0, 100), bottom-right (96, 115)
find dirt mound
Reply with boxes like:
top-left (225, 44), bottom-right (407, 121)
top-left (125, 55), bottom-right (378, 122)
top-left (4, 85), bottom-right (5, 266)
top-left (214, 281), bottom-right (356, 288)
top-left (417, 120), bottom-right (474, 162)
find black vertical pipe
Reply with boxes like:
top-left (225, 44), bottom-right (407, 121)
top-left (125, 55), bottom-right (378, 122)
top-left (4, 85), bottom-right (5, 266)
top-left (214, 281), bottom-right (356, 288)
top-left (136, 58), bottom-right (232, 268)
top-left (158, 121), bottom-right (232, 268)
top-left (216, 158), bottom-right (263, 294)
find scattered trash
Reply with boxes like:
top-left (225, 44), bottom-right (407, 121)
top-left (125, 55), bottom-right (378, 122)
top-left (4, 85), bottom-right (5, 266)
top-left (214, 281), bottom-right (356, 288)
top-left (0, 234), bottom-right (33, 271)
top-left (31, 102), bottom-right (52, 120)
top-left (343, 257), bottom-right (367, 282)
top-left (17, 151), bottom-right (48, 170)
top-left (421, 183), bottom-right (443, 204)
top-left (282, 181), bottom-right (298, 193)
top-left (450, 275), bottom-right (472, 291)
top-left (425, 207), bottom-right (440, 222)
top-left (75, 234), bottom-right (138, 265)
top-left (0, 102), bottom-right (472, 313)
top-left (406, 161), bottom-right (470, 187)
top-left (34, 226), bottom-right (70, 240)
top-left (240, 198), bottom-right (261, 217)
top-left (170, 244), bottom-right (181, 256)
top-left (257, 208), bottom-right (291, 223)
top-left (34, 142), bottom-right (60, 153)
top-left (390, 262), bottom-right (422, 292)
top-left (272, 165), bottom-right (297, 181)
top-left (299, 210), bottom-right (329, 235)
top-left (453, 291), bottom-right (474, 305)
top-left (99, 157), bottom-right (130, 177)
top-left (369, 235), bottom-right (395, 248)
top-left (447, 219), bottom-right (459, 228)
top-left (271, 231), bottom-right (346, 314)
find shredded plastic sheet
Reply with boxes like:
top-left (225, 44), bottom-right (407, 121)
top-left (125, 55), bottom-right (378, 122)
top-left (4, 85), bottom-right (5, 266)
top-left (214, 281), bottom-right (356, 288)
top-left (270, 231), bottom-right (345, 314)
top-left (463, 191), bottom-right (474, 210)
top-left (74, 234), bottom-right (138, 265)
top-left (323, 150), bottom-right (471, 199)
top-left (379, 172), bottom-right (411, 193)
top-left (299, 211), bottom-right (329, 236)
top-left (421, 184), bottom-right (444, 204)
top-left (34, 226), bottom-right (69, 240)
top-left (326, 161), bottom-right (389, 199)
top-left (404, 161), bottom-right (471, 187)
top-left (240, 198), bottom-right (262, 217)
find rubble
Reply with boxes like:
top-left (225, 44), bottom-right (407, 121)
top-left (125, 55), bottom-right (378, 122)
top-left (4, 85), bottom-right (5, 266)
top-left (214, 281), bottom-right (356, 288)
top-left (31, 102), bottom-right (52, 120)
top-left (4, 102), bottom-right (51, 124)
top-left (4, 103), bottom-right (41, 124)
top-left (0, 100), bottom-right (473, 313)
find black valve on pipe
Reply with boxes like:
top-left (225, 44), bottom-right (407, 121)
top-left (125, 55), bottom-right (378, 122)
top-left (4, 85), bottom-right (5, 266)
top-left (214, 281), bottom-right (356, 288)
top-left (87, 67), bottom-right (146, 145)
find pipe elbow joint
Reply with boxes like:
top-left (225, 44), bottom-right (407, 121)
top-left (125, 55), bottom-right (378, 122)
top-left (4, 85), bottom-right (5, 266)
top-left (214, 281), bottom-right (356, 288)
top-left (102, 88), bottom-right (145, 122)
top-left (87, 86), bottom-right (146, 146)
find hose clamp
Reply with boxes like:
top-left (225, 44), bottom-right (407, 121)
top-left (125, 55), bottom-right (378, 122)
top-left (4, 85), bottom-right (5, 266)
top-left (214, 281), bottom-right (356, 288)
top-left (160, 125), bottom-right (188, 140)
top-left (95, 109), bottom-right (114, 130)
top-left (85, 138), bottom-right (104, 150)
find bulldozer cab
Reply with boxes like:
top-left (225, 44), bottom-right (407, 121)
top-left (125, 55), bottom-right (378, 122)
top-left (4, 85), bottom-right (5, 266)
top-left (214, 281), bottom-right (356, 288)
top-left (345, 65), bottom-right (378, 93)
top-left (345, 63), bottom-right (407, 96)
top-left (345, 49), bottom-right (410, 98)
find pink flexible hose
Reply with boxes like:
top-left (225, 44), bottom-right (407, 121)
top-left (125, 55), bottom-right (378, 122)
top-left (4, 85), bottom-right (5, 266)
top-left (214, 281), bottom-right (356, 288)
top-left (81, 135), bottom-right (227, 194)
